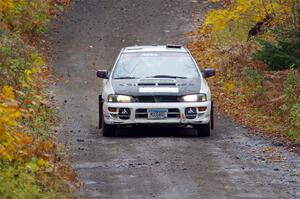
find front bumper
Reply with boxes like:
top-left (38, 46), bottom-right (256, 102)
top-left (103, 101), bottom-right (211, 127)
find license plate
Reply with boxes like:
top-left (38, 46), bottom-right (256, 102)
top-left (147, 109), bottom-right (168, 120)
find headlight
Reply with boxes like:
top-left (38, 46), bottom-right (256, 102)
top-left (181, 94), bottom-right (207, 102)
top-left (108, 95), bottom-right (133, 103)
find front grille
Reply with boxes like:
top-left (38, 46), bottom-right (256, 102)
top-left (135, 108), bottom-right (180, 119)
top-left (135, 96), bottom-right (180, 103)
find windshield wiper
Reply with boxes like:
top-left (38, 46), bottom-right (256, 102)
top-left (144, 75), bottom-right (188, 79)
top-left (114, 76), bottom-right (138, 79)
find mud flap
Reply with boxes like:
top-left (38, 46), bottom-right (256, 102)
top-left (99, 95), bottom-right (103, 129)
top-left (211, 101), bottom-right (214, 130)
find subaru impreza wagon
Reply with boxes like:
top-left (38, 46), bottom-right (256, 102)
top-left (97, 45), bottom-right (215, 137)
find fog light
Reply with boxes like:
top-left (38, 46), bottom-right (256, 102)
top-left (198, 107), bottom-right (207, 112)
top-left (185, 107), bottom-right (197, 119)
top-left (118, 108), bottom-right (130, 120)
top-left (108, 107), bottom-right (117, 112)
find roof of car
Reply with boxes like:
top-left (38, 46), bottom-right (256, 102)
top-left (123, 45), bottom-right (188, 53)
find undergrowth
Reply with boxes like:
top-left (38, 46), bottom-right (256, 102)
top-left (0, 0), bottom-right (76, 198)
top-left (189, 0), bottom-right (300, 143)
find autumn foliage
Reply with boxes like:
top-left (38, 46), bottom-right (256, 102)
top-left (0, 0), bottom-right (76, 198)
top-left (189, 0), bottom-right (300, 141)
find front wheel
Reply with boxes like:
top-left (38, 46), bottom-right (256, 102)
top-left (99, 95), bottom-right (103, 129)
top-left (196, 121), bottom-right (211, 137)
top-left (102, 120), bottom-right (116, 137)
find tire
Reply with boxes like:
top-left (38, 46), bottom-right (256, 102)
top-left (99, 95), bottom-right (103, 129)
top-left (102, 120), bottom-right (116, 137)
top-left (196, 121), bottom-right (211, 137)
top-left (99, 95), bottom-right (116, 136)
top-left (211, 101), bottom-right (214, 130)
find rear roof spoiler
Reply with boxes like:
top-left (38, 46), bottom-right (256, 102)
top-left (166, 44), bottom-right (182, 49)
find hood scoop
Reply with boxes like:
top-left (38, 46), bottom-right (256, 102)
top-left (138, 82), bottom-right (156, 86)
top-left (138, 78), bottom-right (177, 86)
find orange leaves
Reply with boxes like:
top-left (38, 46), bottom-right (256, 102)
top-left (33, 140), bottom-right (54, 159)
top-left (15, 132), bottom-right (33, 145)
top-left (188, 27), bottom-right (219, 69)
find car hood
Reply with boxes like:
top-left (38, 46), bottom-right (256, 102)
top-left (111, 77), bottom-right (202, 96)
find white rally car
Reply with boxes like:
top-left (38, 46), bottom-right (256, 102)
top-left (97, 45), bottom-right (215, 137)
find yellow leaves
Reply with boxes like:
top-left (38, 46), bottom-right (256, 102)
top-left (31, 67), bottom-right (38, 73)
top-left (0, 121), bottom-right (4, 133)
top-left (0, 1), bottom-right (76, 197)
top-left (26, 160), bottom-right (39, 172)
top-left (43, 140), bottom-right (54, 151)
top-left (25, 69), bottom-right (34, 83)
top-left (205, 10), bottom-right (228, 31)
top-left (0, 144), bottom-right (5, 156)
top-left (226, 82), bottom-right (236, 92)
top-left (15, 132), bottom-right (33, 145)
top-left (0, 86), bottom-right (20, 128)
top-left (205, 0), bottom-right (299, 44)
top-left (25, 69), bottom-right (33, 76)
top-left (0, 0), bottom-right (15, 14)
top-left (37, 158), bottom-right (49, 168)
top-left (2, 86), bottom-right (15, 99)
top-left (0, 85), bottom-right (34, 161)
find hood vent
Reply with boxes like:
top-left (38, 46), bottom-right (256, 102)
top-left (138, 82), bottom-right (156, 86)
top-left (138, 78), bottom-right (177, 86)
top-left (137, 82), bottom-right (176, 86)
top-left (157, 82), bottom-right (176, 86)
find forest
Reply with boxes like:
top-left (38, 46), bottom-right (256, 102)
top-left (189, 0), bottom-right (300, 142)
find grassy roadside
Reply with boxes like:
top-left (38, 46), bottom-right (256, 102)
top-left (0, 0), bottom-right (77, 198)
top-left (189, 0), bottom-right (300, 146)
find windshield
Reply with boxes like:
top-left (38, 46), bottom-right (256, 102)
top-left (112, 52), bottom-right (200, 79)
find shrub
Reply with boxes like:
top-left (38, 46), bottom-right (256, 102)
top-left (0, 31), bottom-right (43, 88)
top-left (289, 103), bottom-right (300, 129)
top-left (254, 5), bottom-right (300, 71)
top-left (0, 0), bottom-right (50, 36)
top-left (189, 1), bottom-right (300, 141)
top-left (288, 130), bottom-right (300, 141)
top-left (0, 1), bottom-right (76, 198)
top-left (254, 30), bottom-right (300, 70)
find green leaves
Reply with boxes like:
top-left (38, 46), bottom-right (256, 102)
top-left (190, 1), bottom-right (300, 141)
top-left (254, 31), bottom-right (300, 70)
top-left (0, 162), bottom-right (40, 199)
top-left (0, 1), bottom-right (76, 198)
top-left (0, 0), bottom-right (50, 36)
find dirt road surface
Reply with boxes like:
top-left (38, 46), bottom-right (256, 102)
top-left (51, 0), bottom-right (300, 198)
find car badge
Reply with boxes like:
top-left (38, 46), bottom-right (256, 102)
top-left (188, 108), bottom-right (195, 114)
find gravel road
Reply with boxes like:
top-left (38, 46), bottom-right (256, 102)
top-left (51, 0), bottom-right (300, 198)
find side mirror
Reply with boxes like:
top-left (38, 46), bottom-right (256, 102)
top-left (96, 70), bottom-right (109, 79)
top-left (203, 68), bottom-right (216, 78)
